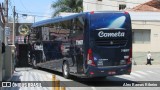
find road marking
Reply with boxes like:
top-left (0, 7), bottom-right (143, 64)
top-left (130, 72), bottom-right (143, 78)
top-left (30, 72), bottom-right (51, 90)
top-left (37, 72), bottom-right (48, 81)
top-left (146, 71), bottom-right (159, 74)
top-left (46, 74), bottom-right (52, 79)
top-left (28, 72), bottom-right (35, 81)
top-left (20, 72), bottom-right (25, 81)
top-left (154, 70), bottom-right (160, 74)
top-left (135, 71), bottom-right (149, 75)
top-left (91, 87), bottom-right (97, 90)
top-left (120, 75), bottom-right (136, 79)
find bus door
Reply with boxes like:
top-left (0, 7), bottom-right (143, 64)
top-left (70, 17), bottom-right (84, 74)
top-left (70, 39), bottom-right (84, 73)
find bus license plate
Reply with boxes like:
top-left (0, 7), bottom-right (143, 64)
top-left (120, 60), bottom-right (126, 65)
top-left (98, 60), bottom-right (103, 66)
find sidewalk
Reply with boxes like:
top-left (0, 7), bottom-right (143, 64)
top-left (133, 52), bottom-right (160, 65)
top-left (3, 68), bottom-right (53, 90)
top-left (132, 64), bottom-right (160, 71)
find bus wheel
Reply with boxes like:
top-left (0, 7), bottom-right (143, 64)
top-left (63, 61), bottom-right (70, 79)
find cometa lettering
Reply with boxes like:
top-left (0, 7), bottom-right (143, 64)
top-left (98, 31), bottom-right (125, 38)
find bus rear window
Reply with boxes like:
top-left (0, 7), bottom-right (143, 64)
top-left (90, 13), bottom-right (131, 30)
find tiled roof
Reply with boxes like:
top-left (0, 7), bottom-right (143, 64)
top-left (130, 0), bottom-right (160, 12)
top-left (146, 0), bottom-right (160, 9)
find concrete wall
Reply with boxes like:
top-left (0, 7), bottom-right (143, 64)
top-left (83, 0), bottom-right (118, 12)
top-left (132, 20), bottom-right (160, 52)
top-left (0, 25), bottom-right (3, 81)
top-left (3, 45), bottom-right (15, 80)
top-left (0, 40), bottom-right (2, 81)
top-left (0, 25), bottom-right (15, 81)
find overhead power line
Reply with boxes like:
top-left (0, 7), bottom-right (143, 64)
top-left (19, 0), bottom-right (30, 13)
top-left (17, 12), bottom-right (51, 18)
top-left (8, 0), bottom-right (14, 12)
top-left (16, 10), bottom-right (52, 15)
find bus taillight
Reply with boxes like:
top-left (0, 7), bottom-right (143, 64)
top-left (127, 48), bottom-right (132, 64)
top-left (87, 49), bottom-right (96, 66)
top-left (90, 71), bottom-right (94, 75)
top-left (90, 11), bottom-right (94, 14)
top-left (124, 11), bottom-right (129, 14)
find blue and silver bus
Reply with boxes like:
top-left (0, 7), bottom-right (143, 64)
top-left (27, 11), bottom-right (132, 78)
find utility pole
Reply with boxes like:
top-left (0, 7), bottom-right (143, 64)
top-left (16, 13), bottom-right (19, 23)
top-left (4, 0), bottom-right (8, 23)
top-left (12, 6), bottom-right (15, 45)
top-left (4, 0), bottom-right (8, 44)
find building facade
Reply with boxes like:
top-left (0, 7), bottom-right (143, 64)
top-left (7, 23), bottom-right (32, 44)
top-left (83, 0), bottom-right (151, 11)
top-left (130, 12), bottom-right (160, 52)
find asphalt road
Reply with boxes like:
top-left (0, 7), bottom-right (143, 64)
top-left (3, 65), bottom-right (160, 90)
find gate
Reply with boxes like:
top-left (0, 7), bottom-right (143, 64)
top-left (16, 44), bottom-right (30, 67)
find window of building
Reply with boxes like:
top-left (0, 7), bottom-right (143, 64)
top-left (96, 0), bottom-right (102, 10)
top-left (119, 4), bottom-right (126, 10)
top-left (133, 29), bottom-right (151, 44)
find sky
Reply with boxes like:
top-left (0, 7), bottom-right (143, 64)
top-left (0, 0), bottom-right (57, 23)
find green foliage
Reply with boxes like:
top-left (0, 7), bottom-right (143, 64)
top-left (51, 0), bottom-right (83, 17)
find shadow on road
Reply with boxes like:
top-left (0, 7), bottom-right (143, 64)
top-left (39, 67), bottom-right (139, 87)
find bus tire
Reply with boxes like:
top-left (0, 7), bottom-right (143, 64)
top-left (62, 61), bottom-right (70, 79)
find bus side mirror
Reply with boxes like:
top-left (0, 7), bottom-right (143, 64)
top-left (2, 42), bottom-right (5, 53)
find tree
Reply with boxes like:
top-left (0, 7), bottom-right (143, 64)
top-left (51, 0), bottom-right (83, 17)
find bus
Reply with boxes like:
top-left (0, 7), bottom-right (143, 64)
top-left (26, 11), bottom-right (132, 78)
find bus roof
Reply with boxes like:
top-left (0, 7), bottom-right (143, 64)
top-left (31, 11), bottom-right (128, 28)
top-left (31, 13), bottom-right (85, 28)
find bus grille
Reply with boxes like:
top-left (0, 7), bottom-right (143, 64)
top-left (95, 40), bottom-right (127, 46)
